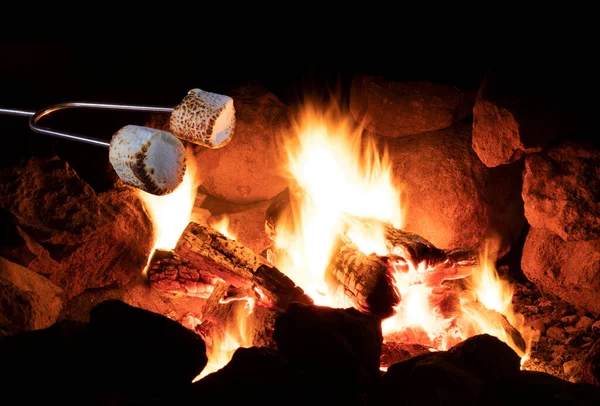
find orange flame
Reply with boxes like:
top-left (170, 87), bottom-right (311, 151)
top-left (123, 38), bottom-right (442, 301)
top-left (210, 216), bottom-right (237, 241)
top-left (275, 103), bottom-right (403, 306)
top-left (139, 147), bottom-right (199, 274)
top-left (194, 299), bottom-right (254, 381)
top-left (275, 101), bottom-right (531, 363)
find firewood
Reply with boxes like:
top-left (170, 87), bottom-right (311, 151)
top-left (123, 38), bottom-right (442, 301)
top-left (325, 233), bottom-right (400, 319)
top-left (198, 280), bottom-right (277, 348)
top-left (147, 249), bottom-right (219, 298)
top-left (175, 222), bottom-right (313, 310)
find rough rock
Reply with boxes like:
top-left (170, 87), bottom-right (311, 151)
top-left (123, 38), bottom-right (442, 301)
top-left (562, 315), bottom-right (578, 325)
top-left (52, 187), bottom-right (153, 299)
top-left (199, 195), bottom-right (272, 255)
top-left (192, 347), bottom-right (288, 403)
top-left (0, 156), bottom-right (99, 244)
top-left (448, 334), bottom-right (521, 383)
top-left (273, 303), bottom-right (382, 389)
top-left (191, 85), bottom-right (290, 204)
top-left (375, 352), bottom-right (482, 404)
top-left (522, 142), bottom-right (600, 242)
top-left (563, 360), bottom-right (581, 376)
top-left (527, 318), bottom-right (547, 337)
top-left (493, 370), bottom-right (600, 404)
top-left (582, 339), bottom-right (600, 386)
top-left (593, 321), bottom-right (600, 331)
top-left (472, 70), bottom-right (581, 167)
top-left (547, 326), bottom-right (567, 341)
top-left (86, 299), bottom-right (207, 391)
top-left (0, 156), bottom-right (154, 299)
top-left (521, 227), bottom-right (600, 313)
top-left (576, 316), bottom-right (595, 332)
top-left (0, 300), bottom-right (207, 403)
top-left (387, 121), bottom-right (525, 253)
top-left (350, 74), bottom-right (475, 137)
top-left (0, 256), bottom-right (62, 337)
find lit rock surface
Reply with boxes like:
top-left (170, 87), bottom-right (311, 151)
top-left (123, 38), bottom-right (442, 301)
top-left (350, 74), bottom-right (475, 137)
top-left (522, 142), bottom-right (600, 242)
top-left (192, 85), bottom-right (290, 204)
top-left (521, 227), bottom-right (600, 313)
top-left (387, 121), bottom-right (525, 254)
top-left (0, 256), bottom-right (62, 337)
top-left (472, 70), bottom-right (580, 167)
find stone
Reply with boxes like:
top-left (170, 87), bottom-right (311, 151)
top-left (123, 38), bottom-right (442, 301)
top-left (563, 360), bottom-right (582, 376)
top-left (526, 318), bottom-right (547, 337)
top-left (0, 256), bottom-right (62, 337)
top-left (521, 227), bottom-right (600, 313)
top-left (561, 315), bottom-right (578, 325)
top-left (472, 69), bottom-right (581, 167)
top-left (374, 352), bottom-right (482, 404)
top-left (191, 85), bottom-right (290, 204)
top-left (592, 321), bottom-right (600, 331)
top-left (191, 347), bottom-right (288, 403)
top-left (273, 303), bottom-right (382, 390)
top-left (0, 300), bottom-right (208, 403)
top-left (546, 326), bottom-right (567, 341)
top-left (448, 334), bottom-right (521, 383)
top-left (0, 156), bottom-right (154, 299)
top-left (200, 195), bottom-right (272, 255)
top-left (582, 339), bottom-right (600, 386)
top-left (86, 299), bottom-right (207, 392)
top-left (0, 156), bottom-right (99, 244)
top-left (350, 74), bottom-right (476, 137)
top-left (576, 316), bottom-right (594, 332)
top-left (387, 121), bottom-right (525, 253)
top-left (51, 187), bottom-right (153, 299)
top-left (493, 370), bottom-right (600, 404)
top-left (522, 142), bottom-right (600, 242)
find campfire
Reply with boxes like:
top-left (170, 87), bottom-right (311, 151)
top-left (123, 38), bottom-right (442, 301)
top-left (1, 63), bottom-right (600, 404)
top-left (140, 100), bottom-right (531, 380)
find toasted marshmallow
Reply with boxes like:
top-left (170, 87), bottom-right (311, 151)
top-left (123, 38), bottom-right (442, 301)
top-left (170, 88), bottom-right (235, 148)
top-left (109, 125), bottom-right (186, 195)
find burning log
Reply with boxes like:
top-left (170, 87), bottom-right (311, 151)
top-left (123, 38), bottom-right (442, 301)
top-left (173, 222), bottom-right (313, 310)
top-left (198, 280), bottom-right (277, 348)
top-left (148, 250), bottom-right (219, 298)
top-left (325, 233), bottom-right (400, 319)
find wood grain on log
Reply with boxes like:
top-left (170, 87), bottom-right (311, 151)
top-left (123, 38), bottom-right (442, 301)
top-left (175, 222), bottom-right (313, 310)
top-left (147, 249), bottom-right (219, 298)
top-left (325, 233), bottom-right (400, 319)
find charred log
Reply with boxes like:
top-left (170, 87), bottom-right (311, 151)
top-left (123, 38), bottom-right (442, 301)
top-left (325, 233), bottom-right (400, 319)
top-left (198, 280), bottom-right (277, 348)
top-left (147, 249), bottom-right (218, 298)
top-left (175, 222), bottom-right (313, 310)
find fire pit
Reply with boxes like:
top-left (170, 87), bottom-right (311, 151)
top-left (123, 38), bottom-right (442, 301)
top-left (1, 46), bottom-right (599, 404)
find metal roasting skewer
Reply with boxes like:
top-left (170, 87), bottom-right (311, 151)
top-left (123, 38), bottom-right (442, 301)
top-left (0, 102), bottom-right (173, 148)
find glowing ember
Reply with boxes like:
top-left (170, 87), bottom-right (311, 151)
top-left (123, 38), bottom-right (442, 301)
top-left (139, 147), bottom-right (199, 275)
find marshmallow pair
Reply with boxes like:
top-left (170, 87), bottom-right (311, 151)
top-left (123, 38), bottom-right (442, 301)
top-left (109, 89), bottom-right (235, 195)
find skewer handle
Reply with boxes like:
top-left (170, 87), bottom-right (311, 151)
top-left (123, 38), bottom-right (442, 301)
top-left (0, 102), bottom-right (173, 148)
